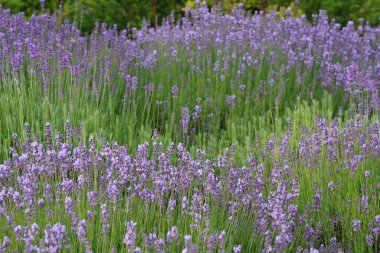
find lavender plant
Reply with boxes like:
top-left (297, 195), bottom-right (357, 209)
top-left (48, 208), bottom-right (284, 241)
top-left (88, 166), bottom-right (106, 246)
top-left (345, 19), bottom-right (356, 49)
top-left (0, 1), bottom-right (379, 252)
top-left (0, 3), bottom-right (379, 160)
top-left (0, 117), bottom-right (378, 252)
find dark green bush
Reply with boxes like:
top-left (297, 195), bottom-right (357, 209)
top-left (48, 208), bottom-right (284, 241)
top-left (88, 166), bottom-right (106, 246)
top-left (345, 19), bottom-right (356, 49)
top-left (300, 0), bottom-right (380, 26)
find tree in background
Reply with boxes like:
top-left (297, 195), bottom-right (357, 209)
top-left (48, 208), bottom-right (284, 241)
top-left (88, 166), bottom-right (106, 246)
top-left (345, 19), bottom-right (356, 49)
top-left (183, 0), bottom-right (379, 26)
top-left (301, 0), bottom-right (380, 26)
top-left (65, 0), bottom-right (186, 32)
top-left (0, 0), bottom-right (185, 33)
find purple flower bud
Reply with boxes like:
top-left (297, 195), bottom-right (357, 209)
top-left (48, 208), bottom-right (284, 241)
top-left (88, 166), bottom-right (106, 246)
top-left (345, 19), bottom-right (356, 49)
top-left (166, 226), bottom-right (179, 244)
top-left (168, 199), bottom-right (176, 211)
top-left (31, 223), bottom-right (39, 235)
top-left (366, 235), bottom-right (374, 246)
top-left (328, 181), bottom-right (334, 190)
top-left (65, 197), bottom-right (75, 215)
top-left (226, 95), bottom-right (236, 107)
top-left (375, 215), bottom-right (380, 226)
top-left (184, 235), bottom-right (192, 247)
top-left (14, 225), bottom-right (23, 241)
top-left (101, 204), bottom-right (109, 234)
top-left (192, 105), bottom-right (201, 123)
top-left (362, 196), bottom-right (369, 213)
top-left (87, 191), bottom-right (98, 207)
top-left (181, 107), bottom-right (190, 134)
top-left (233, 245), bottom-right (242, 253)
top-left (352, 220), bottom-right (361, 232)
top-left (76, 220), bottom-right (87, 242)
top-left (171, 85), bottom-right (179, 97)
top-left (123, 221), bottom-right (137, 249)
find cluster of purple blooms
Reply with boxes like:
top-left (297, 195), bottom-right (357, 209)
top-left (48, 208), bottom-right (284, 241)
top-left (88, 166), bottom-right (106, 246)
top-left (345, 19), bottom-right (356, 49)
top-left (0, 117), bottom-right (377, 252)
top-left (1, 3), bottom-right (379, 88)
top-left (0, 4), bottom-right (379, 138)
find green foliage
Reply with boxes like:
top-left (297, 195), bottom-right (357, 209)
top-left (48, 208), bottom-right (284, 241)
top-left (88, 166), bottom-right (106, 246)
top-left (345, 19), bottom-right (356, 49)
top-left (301, 0), bottom-right (380, 26)
top-left (63, 0), bottom-right (151, 32)
top-left (66, 0), bottom-right (186, 32)
top-left (0, 0), bottom-right (186, 33)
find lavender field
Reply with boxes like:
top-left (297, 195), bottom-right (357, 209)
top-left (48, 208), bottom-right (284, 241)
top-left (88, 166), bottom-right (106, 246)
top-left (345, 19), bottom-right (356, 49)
top-left (0, 2), bottom-right (379, 252)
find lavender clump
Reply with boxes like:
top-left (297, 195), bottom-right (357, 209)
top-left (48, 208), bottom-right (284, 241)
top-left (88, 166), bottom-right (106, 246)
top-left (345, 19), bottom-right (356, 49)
top-left (0, 118), bottom-right (376, 251)
top-left (0, 2), bottom-right (378, 252)
top-left (123, 221), bottom-right (137, 249)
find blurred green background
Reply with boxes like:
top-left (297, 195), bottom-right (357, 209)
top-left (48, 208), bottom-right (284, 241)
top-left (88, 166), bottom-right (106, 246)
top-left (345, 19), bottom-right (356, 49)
top-left (1, 0), bottom-right (379, 32)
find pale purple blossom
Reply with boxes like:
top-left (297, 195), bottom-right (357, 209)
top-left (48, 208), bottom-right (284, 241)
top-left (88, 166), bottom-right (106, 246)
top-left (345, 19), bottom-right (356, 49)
top-left (123, 221), bottom-right (137, 249)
